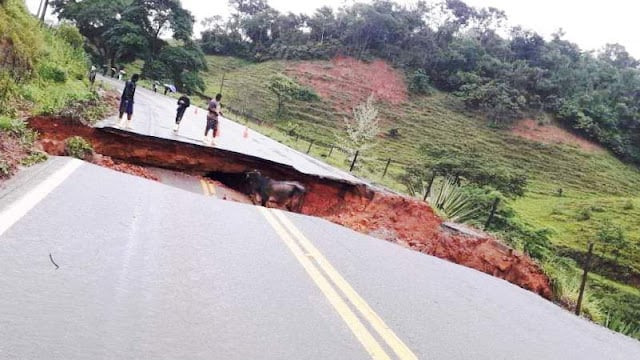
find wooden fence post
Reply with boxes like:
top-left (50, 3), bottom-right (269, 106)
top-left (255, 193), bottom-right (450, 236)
top-left (328, 145), bottom-right (334, 157)
top-left (219, 73), bottom-right (226, 94)
top-left (423, 172), bottom-right (436, 201)
top-left (349, 150), bottom-right (359, 172)
top-left (306, 140), bottom-right (313, 154)
top-left (484, 197), bottom-right (501, 230)
top-left (381, 158), bottom-right (391, 179)
top-left (576, 243), bottom-right (595, 316)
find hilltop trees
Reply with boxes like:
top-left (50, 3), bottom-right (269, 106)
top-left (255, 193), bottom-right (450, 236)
top-left (195, 0), bottom-right (640, 165)
top-left (51, 0), bottom-right (206, 93)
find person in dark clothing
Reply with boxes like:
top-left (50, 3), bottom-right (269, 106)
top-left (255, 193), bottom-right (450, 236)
top-left (89, 65), bottom-right (97, 87)
top-left (203, 93), bottom-right (222, 145)
top-left (117, 74), bottom-right (139, 128)
top-left (173, 95), bottom-right (191, 133)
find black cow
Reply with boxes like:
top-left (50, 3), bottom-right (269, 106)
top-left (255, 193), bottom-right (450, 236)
top-left (245, 170), bottom-right (306, 212)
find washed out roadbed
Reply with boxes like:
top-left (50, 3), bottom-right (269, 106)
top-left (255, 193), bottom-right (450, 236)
top-left (28, 115), bottom-right (553, 300)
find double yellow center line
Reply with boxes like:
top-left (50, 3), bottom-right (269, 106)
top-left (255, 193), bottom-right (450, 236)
top-left (200, 179), bottom-right (216, 197)
top-left (258, 207), bottom-right (418, 360)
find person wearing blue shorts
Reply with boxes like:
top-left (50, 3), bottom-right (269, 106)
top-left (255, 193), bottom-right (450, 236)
top-left (117, 74), bottom-right (139, 128)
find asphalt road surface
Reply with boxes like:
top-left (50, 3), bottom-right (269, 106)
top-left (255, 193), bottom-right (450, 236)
top-left (1, 157), bottom-right (639, 359)
top-left (94, 75), bottom-right (361, 184)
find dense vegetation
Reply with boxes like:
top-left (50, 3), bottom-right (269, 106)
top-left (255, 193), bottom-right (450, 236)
top-left (51, 0), bottom-right (207, 94)
top-left (0, 0), bottom-right (103, 177)
top-left (199, 0), bottom-right (640, 165)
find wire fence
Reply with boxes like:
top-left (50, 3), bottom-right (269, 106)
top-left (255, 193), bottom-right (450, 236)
top-left (223, 106), bottom-right (504, 228)
top-left (224, 105), bottom-right (415, 184)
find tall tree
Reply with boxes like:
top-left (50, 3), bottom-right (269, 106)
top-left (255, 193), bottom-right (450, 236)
top-left (51, 0), bottom-right (130, 66)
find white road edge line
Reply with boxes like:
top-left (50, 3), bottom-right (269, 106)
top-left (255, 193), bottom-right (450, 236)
top-left (0, 159), bottom-right (83, 237)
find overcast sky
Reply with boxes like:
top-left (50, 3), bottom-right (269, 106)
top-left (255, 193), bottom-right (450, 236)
top-left (26, 0), bottom-right (640, 57)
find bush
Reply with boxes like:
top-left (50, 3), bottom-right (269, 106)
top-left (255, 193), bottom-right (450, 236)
top-left (0, 160), bottom-right (10, 177)
top-left (64, 136), bottom-right (93, 160)
top-left (0, 71), bottom-right (17, 115)
top-left (20, 151), bottom-right (48, 166)
top-left (38, 63), bottom-right (67, 83)
top-left (0, 117), bottom-right (36, 145)
top-left (576, 208), bottom-right (592, 221)
top-left (606, 313), bottom-right (640, 339)
top-left (55, 23), bottom-right (84, 49)
top-left (408, 69), bottom-right (433, 95)
top-left (542, 257), bottom-right (604, 322)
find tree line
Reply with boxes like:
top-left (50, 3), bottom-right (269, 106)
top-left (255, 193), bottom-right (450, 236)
top-left (199, 0), bottom-right (640, 164)
top-left (51, 0), bottom-right (207, 94)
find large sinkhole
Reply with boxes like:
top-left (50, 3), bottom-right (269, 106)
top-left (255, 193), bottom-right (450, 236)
top-left (25, 115), bottom-right (555, 299)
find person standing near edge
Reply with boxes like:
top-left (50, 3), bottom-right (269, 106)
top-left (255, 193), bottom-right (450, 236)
top-left (204, 93), bottom-right (222, 145)
top-left (117, 74), bottom-right (139, 129)
top-left (173, 94), bottom-right (191, 133)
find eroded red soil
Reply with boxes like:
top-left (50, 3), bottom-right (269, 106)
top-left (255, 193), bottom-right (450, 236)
top-left (288, 57), bottom-right (408, 113)
top-left (303, 183), bottom-right (553, 299)
top-left (37, 137), bottom-right (159, 181)
top-left (512, 119), bottom-right (604, 153)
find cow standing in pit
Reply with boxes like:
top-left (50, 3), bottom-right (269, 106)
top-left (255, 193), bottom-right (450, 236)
top-left (245, 170), bottom-right (306, 213)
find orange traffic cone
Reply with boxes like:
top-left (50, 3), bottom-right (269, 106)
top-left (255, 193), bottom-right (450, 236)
top-left (243, 127), bottom-right (249, 139)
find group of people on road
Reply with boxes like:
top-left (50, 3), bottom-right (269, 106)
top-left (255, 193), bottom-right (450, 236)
top-left (113, 72), bottom-right (223, 146)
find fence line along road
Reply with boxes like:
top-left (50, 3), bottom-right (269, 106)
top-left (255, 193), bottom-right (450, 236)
top-left (224, 106), bottom-right (413, 181)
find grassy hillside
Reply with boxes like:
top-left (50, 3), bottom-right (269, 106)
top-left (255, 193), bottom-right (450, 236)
top-left (198, 55), bottom-right (640, 333)
top-left (0, 0), bottom-right (104, 179)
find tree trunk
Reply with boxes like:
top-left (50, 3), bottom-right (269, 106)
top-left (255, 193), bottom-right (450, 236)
top-left (36, 0), bottom-right (45, 18)
top-left (40, 0), bottom-right (49, 22)
top-left (276, 95), bottom-right (283, 118)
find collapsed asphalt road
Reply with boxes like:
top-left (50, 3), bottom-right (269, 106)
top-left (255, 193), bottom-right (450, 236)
top-left (94, 74), bottom-right (361, 184)
top-left (1, 157), bottom-right (639, 359)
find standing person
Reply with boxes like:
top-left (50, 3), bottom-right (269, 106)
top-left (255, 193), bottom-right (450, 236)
top-left (89, 65), bottom-right (97, 87)
top-left (117, 74), bottom-right (139, 129)
top-left (173, 94), bottom-right (191, 133)
top-left (152, 81), bottom-right (158, 93)
top-left (203, 93), bottom-right (222, 145)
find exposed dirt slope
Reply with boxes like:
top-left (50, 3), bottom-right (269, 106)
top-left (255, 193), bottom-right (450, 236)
top-left (288, 57), bottom-right (408, 113)
top-left (303, 183), bottom-right (552, 299)
top-left (512, 119), bottom-right (604, 153)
